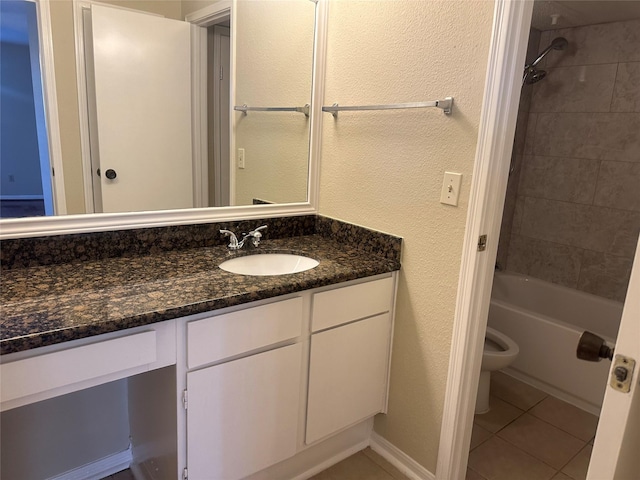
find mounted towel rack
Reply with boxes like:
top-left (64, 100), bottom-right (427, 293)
top-left (322, 97), bottom-right (453, 117)
top-left (234, 104), bottom-right (310, 117)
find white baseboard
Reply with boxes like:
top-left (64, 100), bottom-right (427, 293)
top-left (47, 447), bottom-right (132, 480)
top-left (369, 431), bottom-right (435, 480)
top-left (292, 439), bottom-right (370, 480)
top-left (0, 195), bottom-right (45, 200)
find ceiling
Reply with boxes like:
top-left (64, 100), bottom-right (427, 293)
top-left (532, 0), bottom-right (640, 30)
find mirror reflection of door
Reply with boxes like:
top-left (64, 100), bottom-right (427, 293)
top-left (0, 0), bottom-right (54, 218)
top-left (84, 4), bottom-right (193, 214)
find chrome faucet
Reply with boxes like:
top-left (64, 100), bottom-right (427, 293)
top-left (220, 225), bottom-right (267, 250)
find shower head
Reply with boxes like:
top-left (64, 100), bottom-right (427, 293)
top-left (522, 37), bottom-right (568, 85)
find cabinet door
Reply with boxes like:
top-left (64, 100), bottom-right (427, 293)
top-left (306, 313), bottom-right (391, 444)
top-left (187, 343), bottom-right (302, 480)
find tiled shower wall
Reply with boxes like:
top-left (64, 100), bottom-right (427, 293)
top-left (498, 19), bottom-right (640, 303)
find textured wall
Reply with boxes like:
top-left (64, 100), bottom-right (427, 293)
top-left (318, 0), bottom-right (494, 471)
top-left (500, 19), bottom-right (640, 302)
top-left (1, 380), bottom-right (130, 480)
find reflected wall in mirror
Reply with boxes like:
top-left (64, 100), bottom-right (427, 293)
top-left (0, 0), bottom-right (317, 220)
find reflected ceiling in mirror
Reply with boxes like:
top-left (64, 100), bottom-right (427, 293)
top-left (0, 0), bottom-right (317, 222)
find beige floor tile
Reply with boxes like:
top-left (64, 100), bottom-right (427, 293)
top-left (530, 397), bottom-right (599, 442)
top-left (362, 447), bottom-right (411, 480)
top-left (470, 424), bottom-right (493, 451)
top-left (491, 371), bottom-right (548, 411)
top-left (561, 444), bottom-right (592, 480)
top-left (467, 467), bottom-right (488, 480)
top-left (467, 436), bottom-right (556, 480)
top-left (474, 396), bottom-right (524, 433)
top-left (497, 413), bottom-right (586, 470)
top-left (552, 473), bottom-right (573, 480)
top-left (309, 451), bottom-right (395, 480)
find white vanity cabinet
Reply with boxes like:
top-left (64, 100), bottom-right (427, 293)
top-left (306, 277), bottom-right (395, 444)
top-left (183, 297), bottom-right (305, 480)
top-left (179, 274), bottom-right (397, 480)
top-left (0, 273), bottom-right (397, 480)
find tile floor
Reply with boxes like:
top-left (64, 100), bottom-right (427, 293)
top-left (103, 448), bottom-right (409, 480)
top-left (104, 372), bottom-right (598, 480)
top-left (467, 371), bottom-right (599, 480)
top-left (309, 448), bottom-right (409, 480)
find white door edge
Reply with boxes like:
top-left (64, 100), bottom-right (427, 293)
top-left (34, 0), bottom-right (67, 215)
top-left (587, 236), bottom-right (640, 479)
top-left (435, 0), bottom-right (534, 478)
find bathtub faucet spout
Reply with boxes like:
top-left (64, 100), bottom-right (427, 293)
top-left (576, 331), bottom-right (613, 362)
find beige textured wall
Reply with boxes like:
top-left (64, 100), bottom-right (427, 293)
top-left (234, 0), bottom-right (315, 205)
top-left (501, 19), bottom-right (640, 303)
top-left (318, 0), bottom-right (494, 471)
top-left (49, 0), bottom-right (182, 214)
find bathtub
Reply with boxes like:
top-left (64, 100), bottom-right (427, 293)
top-left (488, 272), bottom-right (623, 415)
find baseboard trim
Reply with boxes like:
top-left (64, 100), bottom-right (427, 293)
top-left (369, 432), bottom-right (435, 480)
top-left (47, 447), bottom-right (132, 480)
top-left (0, 195), bottom-right (45, 201)
top-left (292, 439), bottom-right (370, 480)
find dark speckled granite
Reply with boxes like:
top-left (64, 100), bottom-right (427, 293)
top-left (0, 216), bottom-right (317, 269)
top-left (1, 216), bottom-right (401, 355)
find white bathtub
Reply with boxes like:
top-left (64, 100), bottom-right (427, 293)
top-left (488, 272), bottom-right (623, 415)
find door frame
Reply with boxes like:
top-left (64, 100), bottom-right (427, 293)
top-left (435, 0), bottom-right (534, 478)
top-left (31, 0), bottom-right (67, 214)
top-left (185, 2), bottom-right (233, 208)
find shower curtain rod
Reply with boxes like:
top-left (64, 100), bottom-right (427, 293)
top-left (322, 97), bottom-right (454, 117)
top-left (234, 104), bottom-right (310, 117)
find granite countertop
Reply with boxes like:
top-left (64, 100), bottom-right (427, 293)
top-left (1, 234), bottom-right (400, 355)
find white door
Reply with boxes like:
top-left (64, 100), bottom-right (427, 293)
top-left (588, 236), bottom-right (640, 479)
top-left (91, 5), bottom-right (193, 213)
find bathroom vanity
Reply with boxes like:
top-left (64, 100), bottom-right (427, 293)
top-left (0, 217), bottom-right (401, 480)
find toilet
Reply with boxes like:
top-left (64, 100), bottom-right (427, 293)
top-left (476, 327), bottom-right (519, 414)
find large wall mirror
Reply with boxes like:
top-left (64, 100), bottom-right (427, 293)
top-left (0, 0), bottom-right (326, 238)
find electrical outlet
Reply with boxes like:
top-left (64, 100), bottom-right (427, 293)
top-left (238, 148), bottom-right (245, 169)
top-left (440, 172), bottom-right (462, 206)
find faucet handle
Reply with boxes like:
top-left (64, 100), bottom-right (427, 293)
top-left (248, 225), bottom-right (267, 247)
top-left (220, 229), bottom-right (239, 249)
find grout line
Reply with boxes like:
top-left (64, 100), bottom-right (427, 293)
top-left (609, 62), bottom-right (621, 112)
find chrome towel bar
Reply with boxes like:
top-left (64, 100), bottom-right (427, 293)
top-left (322, 97), bottom-right (453, 117)
top-left (234, 104), bottom-right (310, 117)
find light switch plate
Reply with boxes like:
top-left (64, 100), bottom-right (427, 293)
top-left (238, 148), bottom-right (245, 169)
top-left (440, 172), bottom-right (462, 206)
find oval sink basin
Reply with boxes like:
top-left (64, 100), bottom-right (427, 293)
top-left (219, 254), bottom-right (319, 276)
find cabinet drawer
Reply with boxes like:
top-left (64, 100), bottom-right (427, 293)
top-left (187, 297), bottom-right (303, 368)
top-left (1, 331), bottom-right (156, 406)
top-left (312, 277), bottom-right (393, 332)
